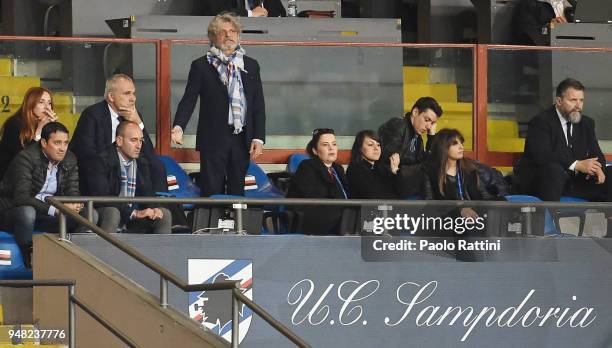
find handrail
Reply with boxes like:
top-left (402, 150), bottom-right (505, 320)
top-left (48, 195), bottom-right (612, 209)
top-left (0, 279), bottom-right (136, 348)
top-left (0, 35), bottom-right (159, 44)
top-left (47, 197), bottom-right (236, 293)
top-left (45, 196), bottom-right (311, 348)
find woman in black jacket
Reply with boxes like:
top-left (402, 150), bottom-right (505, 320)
top-left (346, 130), bottom-right (401, 199)
top-left (287, 128), bottom-right (349, 235)
top-left (420, 129), bottom-right (497, 221)
top-left (0, 87), bottom-right (56, 179)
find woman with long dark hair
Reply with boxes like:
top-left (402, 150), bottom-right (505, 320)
top-left (287, 128), bottom-right (349, 235)
top-left (0, 87), bottom-right (56, 179)
top-left (346, 129), bottom-right (401, 199)
top-left (421, 128), bottom-right (496, 219)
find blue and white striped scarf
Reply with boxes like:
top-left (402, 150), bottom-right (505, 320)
top-left (207, 45), bottom-right (247, 134)
top-left (118, 151), bottom-right (137, 199)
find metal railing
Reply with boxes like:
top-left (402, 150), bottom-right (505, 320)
top-left (45, 195), bottom-right (612, 347)
top-left (0, 279), bottom-right (138, 348)
top-left (46, 196), bottom-right (311, 348)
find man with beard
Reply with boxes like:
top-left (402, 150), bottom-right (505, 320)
top-left (515, 78), bottom-right (612, 202)
top-left (171, 12), bottom-right (265, 196)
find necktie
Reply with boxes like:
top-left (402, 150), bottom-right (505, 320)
top-left (566, 122), bottom-right (573, 149)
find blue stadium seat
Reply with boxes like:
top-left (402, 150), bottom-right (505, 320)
top-left (158, 155), bottom-right (201, 209)
top-left (244, 161), bottom-right (289, 233)
top-left (287, 153), bottom-right (309, 174)
top-left (0, 231), bottom-right (32, 279)
top-left (244, 161), bottom-right (284, 199)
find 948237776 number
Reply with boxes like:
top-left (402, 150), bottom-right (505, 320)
top-left (8, 328), bottom-right (66, 339)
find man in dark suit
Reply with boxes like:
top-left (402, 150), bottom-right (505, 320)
top-left (86, 121), bottom-right (171, 234)
top-left (515, 78), bottom-right (612, 202)
top-left (70, 74), bottom-right (167, 194)
top-left (196, 0), bottom-right (286, 17)
top-left (171, 13), bottom-right (266, 196)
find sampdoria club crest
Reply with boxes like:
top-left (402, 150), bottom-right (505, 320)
top-left (188, 259), bottom-right (253, 343)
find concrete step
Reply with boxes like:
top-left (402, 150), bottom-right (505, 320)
top-left (403, 66), bottom-right (430, 84)
top-left (14, 59), bottom-right (62, 81)
top-left (0, 91), bottom-right (74, 116)
top-left (404, 83), bottom-right (458, 106)
top-left (0, 58), bottom-right (12, 77)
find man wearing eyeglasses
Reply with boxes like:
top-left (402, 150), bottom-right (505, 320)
top-left (171, 13), bottom-right (266, 197)
top-left (378, 96), bottom-right (443, 196)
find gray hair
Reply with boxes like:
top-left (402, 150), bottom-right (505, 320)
top-left (207, 12), bottom-right (241, 43)
top-left (104, 74), bottom-right (133, 99)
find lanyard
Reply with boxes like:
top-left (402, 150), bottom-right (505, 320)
top-left (456, 164), bottom-right (464, 200)
top-left (330, 166), bottom-right (348, 199)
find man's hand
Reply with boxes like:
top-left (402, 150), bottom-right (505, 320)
top-left (428, 122), bottom-right (437, 136)
top-left (594, 166), bottom-right (606, 184)
top-left (117, 105), bottom-right (142, 124)
top-left (134, 208), bottom-right (163, 220)
top-left (251, 6), bottom-right (268, 17)
top-left (575, 157), bottom-right (602, 176)
top-left (249, 140), bottom-right (264, 160)
top-left (151, 208), bottom-right (164, 220)
top-left (460, 207), bottom-right (479, 219)
top-left (551, 16), bottom-right (567, 24)
top-left (390, 153), bottom-right (400, 174)
top-left (171, 126), bottom-right (183, 145)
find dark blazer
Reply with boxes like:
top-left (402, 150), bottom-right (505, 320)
top-left (287, 158), bottom-right (348, 235)
top-left (70, 100), bottom-right (166, 193)
top-left (421, 162), bottom-right (493, 201)
top-left (0, 142), bottom-right (80, 213)
top-left (378, 116), bottom-right (433, 196)
top-left (86, 145), bottom-right (157, 222)
top-left (196, 0), bottom-right (286, 17)
top-left (0, 114), bottom-right (30, 180)
top-left (512, 0), bottom-right (555, 45)
top-left (346, 159), bottom-right (400, 199)
top-left (173, 55), bottom-right (266, 155)
top-left (517, 106), bottom-right (605, 174)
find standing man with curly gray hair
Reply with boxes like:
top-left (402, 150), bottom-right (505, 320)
top-left (171, 13), bottom-right (266, 196)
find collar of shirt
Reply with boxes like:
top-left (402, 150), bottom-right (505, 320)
top-left (41, 149), bottom-right (59, 170)
top-left (108, 104), bottom-right (121, 142)
top-left (117, 149), bottom-right (135, 167)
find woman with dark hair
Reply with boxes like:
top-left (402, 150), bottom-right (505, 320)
top-left (346, 130), bottom-right (401, 199)
top-left (420, 128), bottom-right (497, 219)
top-left (287, 128), bottom-right (349, 235)
top-left (0, 87), bottom-right (56, 179)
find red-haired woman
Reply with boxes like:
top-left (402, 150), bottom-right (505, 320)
top-left (0, 87), bottom-right (56, 179)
